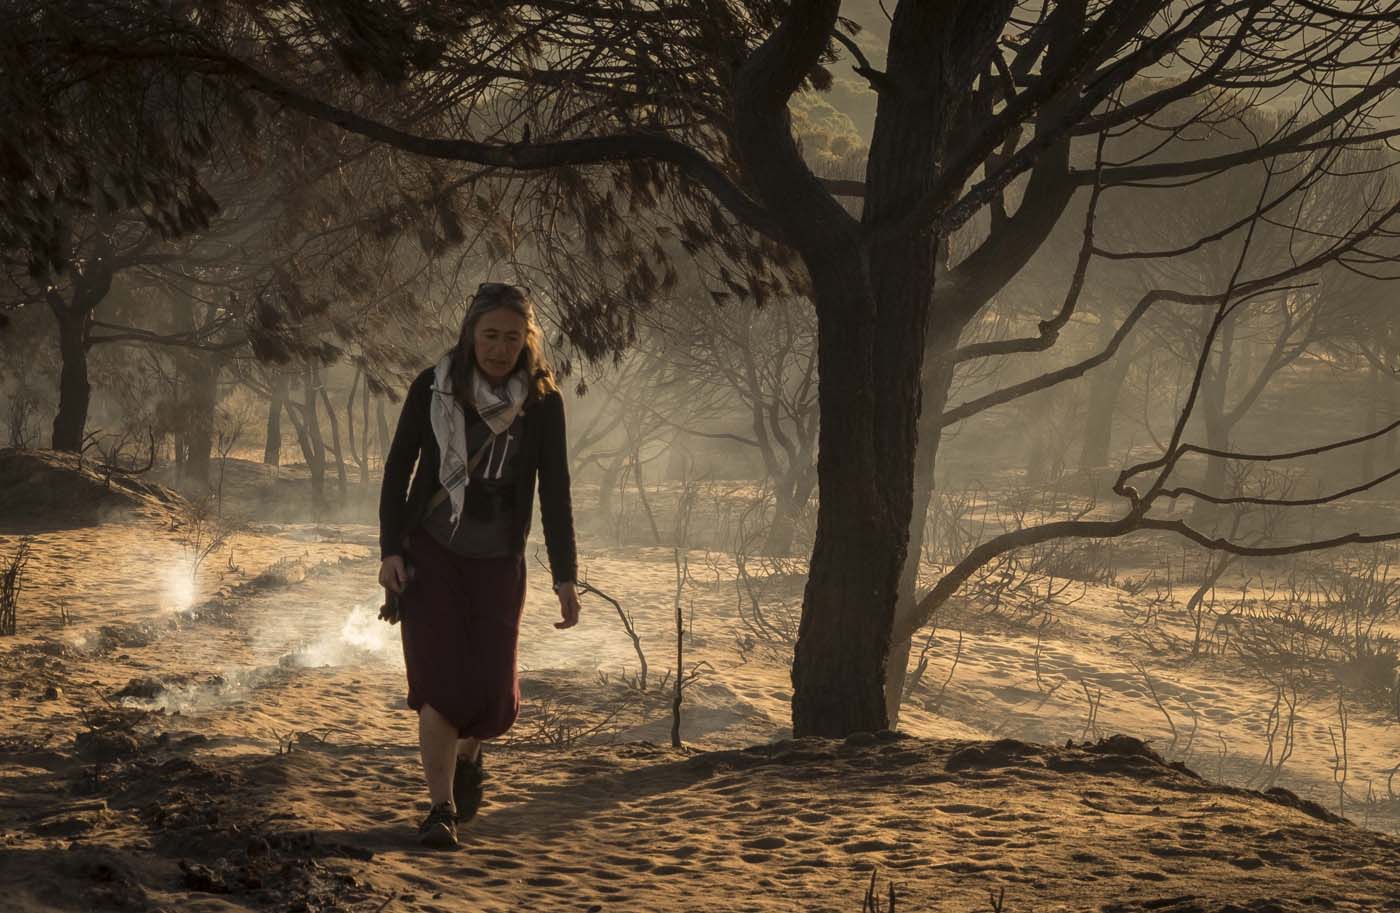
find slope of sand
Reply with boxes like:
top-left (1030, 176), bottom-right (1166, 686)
top-left (2, 472), bottom-right (1400, 911)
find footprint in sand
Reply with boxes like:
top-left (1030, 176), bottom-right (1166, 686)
top-left (524, 876), bottom-right (570, 887)
top-left (782, 859), bottom-right (832, 871)
top-left (934, 803), bottom-right (1000, 817)
top-left (841, 838), bottom-right (902, 853)
top-left (483, 857), bottom-right (524, 871)
top-left (742, 835), bottom-right (786, 850)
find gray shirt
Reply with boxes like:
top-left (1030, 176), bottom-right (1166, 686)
top-left (422, 409), bottom-right (524, 557)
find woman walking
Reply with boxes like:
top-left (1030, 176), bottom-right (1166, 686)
top-left (378, 282), bottom-right (580, 848)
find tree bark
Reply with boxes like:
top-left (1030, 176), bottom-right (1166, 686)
top-left (783, 1), bottom-right (991, 737)
top-left (346, 365), bottom-right (372, 485)
top-left (51, 305), bottom-right (91, 452)
top-left (375, 396), bottom-right (392, 466)
top-left (762, 475), bottom-right (813, 556)
top-left (883, 325), bottom-right (960, 727)
top-left (303, 363), bottom-right (326, 504)
top-left (319, 382), bottom-right (348, 498)
top-left (793, 256), bottom-right (923, 736)
top-left (182, 354), bottom-right (220, 489)
top-left (264, 373), bottom-right (287, 466)
top-left (49, 241), bottom-right (114, 451)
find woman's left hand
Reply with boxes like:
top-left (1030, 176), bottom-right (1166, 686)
top-left (554, 582), bottom-right (581, 629)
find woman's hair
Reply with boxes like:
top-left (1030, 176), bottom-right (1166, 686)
top-left (450, 282), bottom-right (558, 406)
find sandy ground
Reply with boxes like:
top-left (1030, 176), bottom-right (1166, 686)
top-left (2, 461), bottom-right (1400, 912)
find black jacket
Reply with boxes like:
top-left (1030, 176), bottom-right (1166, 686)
top-left (378, 366), bottom-right (577, 587)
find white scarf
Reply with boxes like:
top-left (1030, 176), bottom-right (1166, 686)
top-left (429, 353), bottom-right (528, 527)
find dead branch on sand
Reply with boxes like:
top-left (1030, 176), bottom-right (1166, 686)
top-left (669, 477), bottom-right (713, 748)
top-left (0, 535), bottom-right (33, 636)
top-left (861, 866), bottom-right (897, 913)
top-left (535, 549), bottom-right (650, 692)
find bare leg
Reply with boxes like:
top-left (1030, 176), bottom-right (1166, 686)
top-left (456, 736), bottom-right (482, 763)
top-left (418, 703), bottom-right (459, 808)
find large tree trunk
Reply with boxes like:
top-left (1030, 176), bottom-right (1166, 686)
top-left (793, 256), bottom-right (927, 737)
top-left (264, 373), bottom-right (287, 466)
top-left (48, 221), bottom-right (113, 453)
top-left (726, 1), bottom-right (1015, 736)
top-left (51, 306), bottom-right (91, 452)
top-left (788, 1), bottom-right (996, 737)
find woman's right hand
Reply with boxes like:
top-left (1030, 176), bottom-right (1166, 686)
top-left (379, 555), bottom-right (408, 594)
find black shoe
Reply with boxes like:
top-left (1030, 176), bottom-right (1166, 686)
top-left (418, 801), bottom-right (458, 848)
top-left (453, 752), bottom-right (485, 823)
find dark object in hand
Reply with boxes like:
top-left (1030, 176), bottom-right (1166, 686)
top-left (378, 561), bottom-right (416, 625)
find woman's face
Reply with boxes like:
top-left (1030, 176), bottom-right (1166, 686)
top-left (471, 307), bottom-right (529, 383)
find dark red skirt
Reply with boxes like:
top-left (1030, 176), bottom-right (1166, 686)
top-left (400, 527), bottom-right (527, 739)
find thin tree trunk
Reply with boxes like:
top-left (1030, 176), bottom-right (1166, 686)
top-left (320, 383), bottom-right (348, 498)
top-left (303, 364), bottom-right (326, 504)
top-left (1024, 397), bottom-right (1051, 485)
top-left (346, 366), bottom-right (367, 484)
top-left (376, 397), bottom-right (392, 465)
top-left (1079, 324), bottom-right (1134, 471)
top-left (182, 354), bottom-right (220, 489)
top-left (284, 400), bottom-right (314, 466)
top-left (360, 370), bottom-right (371, 484)
top-left (1190, 318), bottom-right (1235, 529)
top-left (763, 494), bottom-right (799, 556)
top-left (597, 451), bottom-right (626, 522)
top-left (264, 373), bottom-right (287, 466)
top-left (1385, 353), bottom-right (1400, 467)
top-left (633, 449), bottom-right (661, 545)
top-left (762, 463), bottom-right (816, 556)
top-left (1361, 360), bottom-right (1380, 485)
top-left (48, 221), bottom-right (112, 453)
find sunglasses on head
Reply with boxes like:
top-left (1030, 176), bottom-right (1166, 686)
top-left (474, 282), bottom-right (529, 300)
